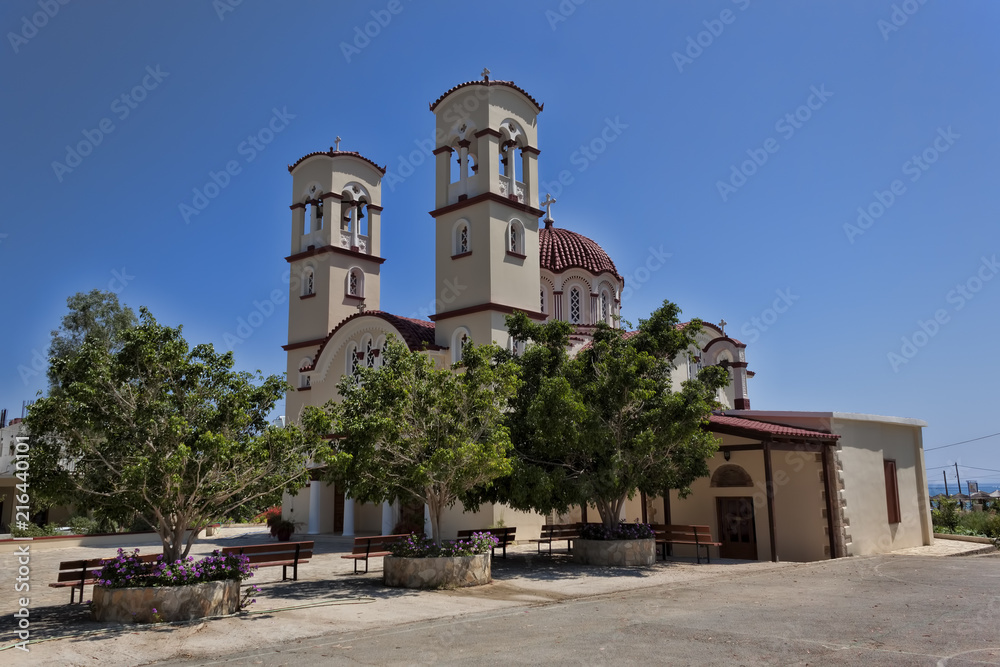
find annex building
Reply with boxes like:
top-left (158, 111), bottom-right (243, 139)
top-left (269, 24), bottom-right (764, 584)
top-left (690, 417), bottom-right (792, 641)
top-left (280, 74), bottom-right (933, 562)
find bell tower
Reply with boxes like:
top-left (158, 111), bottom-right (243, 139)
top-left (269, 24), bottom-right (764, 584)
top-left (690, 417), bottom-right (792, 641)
top-left (284, 141), bottom-right (386, 390)
top-left (429, 71), bottom-right (547, 357)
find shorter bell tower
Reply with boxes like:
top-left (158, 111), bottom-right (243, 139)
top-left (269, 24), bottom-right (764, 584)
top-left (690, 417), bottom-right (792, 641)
top-left (284, 142), bottom-right (386, 391)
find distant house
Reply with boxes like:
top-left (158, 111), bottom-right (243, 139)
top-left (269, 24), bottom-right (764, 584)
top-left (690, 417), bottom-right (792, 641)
top-left (279, 75), bottom-right (932, 561)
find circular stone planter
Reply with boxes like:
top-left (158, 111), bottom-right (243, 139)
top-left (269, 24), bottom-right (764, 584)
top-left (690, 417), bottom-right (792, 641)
top-left (91, 580), bottom-right (240, 623)
top-left (383, 553), bottom-right (491, 589)
top-left (574, 538), bottom-right (656, 566)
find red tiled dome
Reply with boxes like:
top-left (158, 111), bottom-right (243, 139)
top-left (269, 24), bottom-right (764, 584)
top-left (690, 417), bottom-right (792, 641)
top-left (539, 225), bottom-right (621, 281)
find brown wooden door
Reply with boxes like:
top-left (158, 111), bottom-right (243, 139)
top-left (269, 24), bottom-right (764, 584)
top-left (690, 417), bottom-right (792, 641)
top-left (717, 496), bottom-right (757, 560)
top-left (333, 489), bottom-right (345, 533)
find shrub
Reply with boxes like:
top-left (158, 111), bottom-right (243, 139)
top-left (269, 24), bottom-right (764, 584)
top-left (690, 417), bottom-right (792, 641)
top-left (579, 521), bottom-right (654, 541)
top-left (11, 522), bottom-right (62, 537)
top-left (389, 532), bottom-right (498, 558)
top-left (932, 498), bottom-right (960, 532)
top-left (66, 515), bottom-right (101, 535)
top-left (92, 548), bottom-right (256, 588)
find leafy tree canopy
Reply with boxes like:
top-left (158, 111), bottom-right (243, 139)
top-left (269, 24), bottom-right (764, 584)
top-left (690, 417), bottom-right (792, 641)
top-left (47, 289), bottom-right (137, 388)
top-left (26, 305), bottom-right (324, 562)
top-left (313, 338), bottom-right (520, 543)
top-left (483, 301), bottom-right (729, 529)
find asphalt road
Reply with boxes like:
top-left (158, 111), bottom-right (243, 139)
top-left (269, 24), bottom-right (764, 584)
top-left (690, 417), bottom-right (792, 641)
top-left (156, 553), bottom-right (1000, 666)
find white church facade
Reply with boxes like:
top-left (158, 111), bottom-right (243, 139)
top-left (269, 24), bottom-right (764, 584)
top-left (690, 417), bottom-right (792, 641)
top-left (280, 74), bottom-right (933, 562)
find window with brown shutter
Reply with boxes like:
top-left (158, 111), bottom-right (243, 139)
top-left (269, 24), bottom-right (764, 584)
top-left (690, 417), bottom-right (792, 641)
top-left (884, 459), bottom-right (901, 524)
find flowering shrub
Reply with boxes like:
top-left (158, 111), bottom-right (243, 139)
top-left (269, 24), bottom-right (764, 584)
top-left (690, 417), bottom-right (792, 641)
top-left (93, 548), bottom-right (256, 588)
top-left (579, 522), bottom-right (654, 541)
top-left (389, 532), bottom-right (499, 558)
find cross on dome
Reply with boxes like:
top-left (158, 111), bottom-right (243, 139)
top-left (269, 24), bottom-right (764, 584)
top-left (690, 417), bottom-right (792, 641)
top-left (541, 193), bottom-right (556, 228)
top-left (719, 319), bottom-right (727, 335)
top-left (334, 136), bottom-right (342, 151)
top-left (482, 67), bottom-right (490, 81)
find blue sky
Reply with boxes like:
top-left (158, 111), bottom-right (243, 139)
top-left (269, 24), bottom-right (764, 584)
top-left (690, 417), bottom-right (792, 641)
top-left (2, 1), bottom-right (998, 488)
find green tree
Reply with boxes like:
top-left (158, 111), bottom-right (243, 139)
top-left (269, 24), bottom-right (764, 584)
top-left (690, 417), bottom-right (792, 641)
top-left (47, 289), bottom-right (137, 388)
top-left (490, 302), bottom-right (728, 530)
top-left (314, 338), bottom-right (520, 544)
top-left (26, 307), bottom-right (324, 562)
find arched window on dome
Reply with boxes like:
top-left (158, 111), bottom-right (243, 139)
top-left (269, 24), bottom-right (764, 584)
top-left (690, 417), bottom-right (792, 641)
top-left (346, 342), bottom-right (360, 376)
top-left (507, 219), bottom-right (525, 257)
top-left (600, 290), bottom-right (611, 325)
top-left (539, 286), bottom-right (546, 314)
top-left (375, 335), bottom-right (388, 368)
top-left (365, 337), bottom-right (377, 368)
top-left (569, 287), bottom-right (582, 324)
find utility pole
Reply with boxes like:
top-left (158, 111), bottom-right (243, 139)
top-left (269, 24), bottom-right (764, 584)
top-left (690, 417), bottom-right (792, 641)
top-left (943, 470), bottom-right (949, 497)
top-left (955, 463), bottom-right (963, 508)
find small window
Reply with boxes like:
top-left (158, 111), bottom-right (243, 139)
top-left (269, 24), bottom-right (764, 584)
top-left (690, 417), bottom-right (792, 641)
top-left (507, 219), bottom-right (524, 256)
top-left (884, 459), bottom-right (901, 524)
top-left (569, 287), bottom-right (582, 324)
top-left (346, 269), bottom-right (364, 298)
top-left (366, 339), bottom-right (376, 368)
top-left (540, 287), bottom-right (546, 314)
top-left (459, 224), bottom-right (469, 254)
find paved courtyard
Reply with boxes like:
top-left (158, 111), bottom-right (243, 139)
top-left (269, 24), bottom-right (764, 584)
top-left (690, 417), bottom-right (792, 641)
top-left (1, 527), bottom-right (997, 665)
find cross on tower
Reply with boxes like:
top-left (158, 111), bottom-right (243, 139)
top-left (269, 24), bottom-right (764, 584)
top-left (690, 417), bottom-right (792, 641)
top-left (481, 67), bottom-right (490, 81)
top-left (541, 193), bottom-right (557, 226)
top-left (334, 136), bottom-right (342, 151)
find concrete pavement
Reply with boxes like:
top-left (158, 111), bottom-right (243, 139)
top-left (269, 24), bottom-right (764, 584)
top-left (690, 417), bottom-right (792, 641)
top-left (1, 526), bottom-right (995, 665)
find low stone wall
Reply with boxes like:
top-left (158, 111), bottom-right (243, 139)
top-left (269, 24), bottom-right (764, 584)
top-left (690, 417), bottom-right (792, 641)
top-left (92, 580), bottom-right (240, 623)
top-left (384, 553), bottom-right (491, 589)
top-left (575, 538), bottom-right (656, 566)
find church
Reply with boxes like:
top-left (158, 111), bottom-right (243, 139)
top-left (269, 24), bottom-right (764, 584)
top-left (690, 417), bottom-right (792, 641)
top-left (279, 73), bottom-right (933, 562)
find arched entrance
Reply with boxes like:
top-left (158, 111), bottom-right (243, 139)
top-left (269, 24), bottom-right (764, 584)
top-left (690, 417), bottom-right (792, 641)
top-left (712, 465), bottom-right (758, 560)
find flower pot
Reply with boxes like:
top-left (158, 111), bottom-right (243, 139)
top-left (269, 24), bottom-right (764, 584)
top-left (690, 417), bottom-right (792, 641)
top-left (91, 580), bottom-right (240, 623)
top-left (275, 527), bottom-right (293, 541)
top-left (574, 538), bottom-right (655, 566)
top-left (383, 553), bottom-right (491, 589)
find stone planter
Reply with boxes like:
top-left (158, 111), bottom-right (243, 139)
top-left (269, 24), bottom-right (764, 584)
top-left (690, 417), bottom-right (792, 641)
top-left (383, 553), bottom-right (491, 589)
top-left (574, 538), bottom-right (656, 566)
top-left (91, 580), bottom-right (240, 623)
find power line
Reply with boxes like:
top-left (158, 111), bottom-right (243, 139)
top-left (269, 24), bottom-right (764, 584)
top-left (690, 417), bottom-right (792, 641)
top-left (924, 431), bottom-right (1000, 452)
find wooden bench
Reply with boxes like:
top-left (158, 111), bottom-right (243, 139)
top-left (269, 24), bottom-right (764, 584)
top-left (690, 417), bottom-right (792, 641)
top-left (651, 524), bottom-right (721, 564)
top-left (530, 523), bottom-right (581, 555)
top-left (49, 552), bottom-right (161, 604)
top-left (222, 541), bottom-right (314, 581)
top-left (341, 534), bottom-right (409, 573)
top-left (456, 527), bottom-right (517, 559)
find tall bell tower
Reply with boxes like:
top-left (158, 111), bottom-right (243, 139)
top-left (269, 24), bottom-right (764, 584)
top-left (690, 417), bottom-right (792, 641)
top-left (429, 71), bottom-right (547, 356)
top-left (284, 142), bottom-right (386, 391)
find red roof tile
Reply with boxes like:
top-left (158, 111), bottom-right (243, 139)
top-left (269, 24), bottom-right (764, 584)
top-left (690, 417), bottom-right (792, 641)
top-left (430, 79), bottom-right (543, 113)
top-left (301, 311), bottom-right (441, 371)
top-left (539, 226), bottom-right (621, 281)
top-left (288, 150), bottom-right (386, 175)
top-left (709, 414), bottom-right (839, 441)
